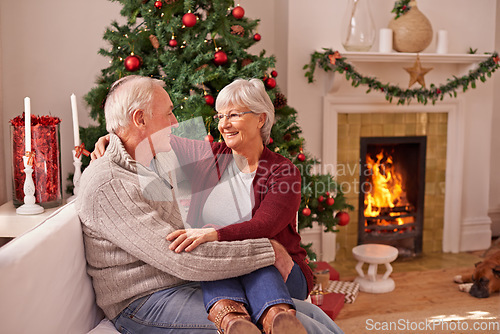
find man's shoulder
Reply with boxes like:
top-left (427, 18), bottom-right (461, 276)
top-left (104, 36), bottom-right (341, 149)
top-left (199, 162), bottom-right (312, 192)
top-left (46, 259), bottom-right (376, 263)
top-left (79, 156), bottom-right (123, 195)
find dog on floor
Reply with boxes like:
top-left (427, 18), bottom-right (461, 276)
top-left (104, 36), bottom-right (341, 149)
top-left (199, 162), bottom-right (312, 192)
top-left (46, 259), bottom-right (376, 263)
top-left (454, 248), bottom-right (500, 298)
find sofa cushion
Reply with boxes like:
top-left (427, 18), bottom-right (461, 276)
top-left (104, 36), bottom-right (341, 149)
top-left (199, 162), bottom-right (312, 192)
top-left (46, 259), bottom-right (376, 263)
top-left (0, 202), bottom-right (105, 333)
top-left (88, 319), bottom-right (120, 333)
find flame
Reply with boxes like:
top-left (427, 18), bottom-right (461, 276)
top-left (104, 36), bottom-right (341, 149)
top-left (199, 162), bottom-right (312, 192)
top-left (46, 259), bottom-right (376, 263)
top-left (364, 150), bottom-right (410, 226)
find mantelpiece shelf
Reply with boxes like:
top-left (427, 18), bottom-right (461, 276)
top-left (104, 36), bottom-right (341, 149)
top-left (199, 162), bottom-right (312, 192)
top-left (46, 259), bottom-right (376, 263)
top-left (341, 52), bottom-right (491, 64)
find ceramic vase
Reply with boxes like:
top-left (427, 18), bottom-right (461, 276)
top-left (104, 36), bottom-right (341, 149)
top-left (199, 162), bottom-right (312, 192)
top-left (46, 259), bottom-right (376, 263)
top-left (388, 0), bottom-right (433, 53)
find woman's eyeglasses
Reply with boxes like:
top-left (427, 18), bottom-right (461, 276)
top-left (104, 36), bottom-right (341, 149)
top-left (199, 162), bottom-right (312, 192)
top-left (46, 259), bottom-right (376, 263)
top-left (213, 111), bottom-right (253, 123)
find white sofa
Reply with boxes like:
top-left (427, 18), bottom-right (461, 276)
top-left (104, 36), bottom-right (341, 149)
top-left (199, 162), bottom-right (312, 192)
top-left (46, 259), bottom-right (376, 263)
top-left (0, 201), bottom-right (119, 333)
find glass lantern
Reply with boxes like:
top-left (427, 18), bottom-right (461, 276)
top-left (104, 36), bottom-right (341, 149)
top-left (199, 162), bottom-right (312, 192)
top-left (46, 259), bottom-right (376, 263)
top-left (11, 123), bottom-right (62, 208)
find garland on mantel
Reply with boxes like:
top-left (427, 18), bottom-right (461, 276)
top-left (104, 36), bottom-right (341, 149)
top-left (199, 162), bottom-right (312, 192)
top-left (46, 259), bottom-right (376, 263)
top-left (304, 49), bottom-right (500, 105)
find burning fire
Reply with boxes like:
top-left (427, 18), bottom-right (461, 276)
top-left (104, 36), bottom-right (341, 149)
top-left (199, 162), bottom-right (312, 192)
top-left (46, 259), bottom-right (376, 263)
top-left (364, 150), bottom-right (412, 227)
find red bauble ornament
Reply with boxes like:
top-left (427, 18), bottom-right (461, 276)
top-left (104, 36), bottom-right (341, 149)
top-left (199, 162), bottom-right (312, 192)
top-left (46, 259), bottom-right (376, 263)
top-left (124, 55), bottom-right (142, 72)
top-left (297, 153), bottom-right (306, 162)
top-left (271, 70), bottom-right (278, 77)
top-left (268, 137), bottom-right (273, 144)
top-left (253, 33), bottom-right (261, 41)
top-left (232, 6), bottom-right (245, 19)
top-left (318, 195), bottom-right (324, 203)
top-left (336, 211), bottom-right (350, 226)
top-left (204, 134), bottom-right (214, 143)
top-left (214, 50), bottom-right (228, 65)
top-left (169, 38), bottom-right (178, 47)
top-left (182, 12), bottom-right (197, 27)
top-left (326, 197), bottom-right (335, 206)
top-left (302, 207), bottom-right (311, 216)
top-left (264, 77), bottom-right (276, 89)
top-left (154, 1), bottom-right (162, 9)
top-left (204, 94), bottom-right (215, 106)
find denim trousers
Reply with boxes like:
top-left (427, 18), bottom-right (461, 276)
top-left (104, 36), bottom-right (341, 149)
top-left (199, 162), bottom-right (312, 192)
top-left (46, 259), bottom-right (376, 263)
top-left (113, 282), bottom-right (344, 334)
top-left (201, 263), bottom-right (307, 323)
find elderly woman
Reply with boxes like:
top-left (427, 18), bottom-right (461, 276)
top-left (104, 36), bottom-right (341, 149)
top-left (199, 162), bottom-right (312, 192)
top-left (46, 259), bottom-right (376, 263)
top-left (165, 78), bottom-right (314, 333)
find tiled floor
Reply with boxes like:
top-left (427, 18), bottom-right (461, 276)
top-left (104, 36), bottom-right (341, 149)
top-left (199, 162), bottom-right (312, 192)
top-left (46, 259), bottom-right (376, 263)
top-left (330, 248), bottom-right (484, 279)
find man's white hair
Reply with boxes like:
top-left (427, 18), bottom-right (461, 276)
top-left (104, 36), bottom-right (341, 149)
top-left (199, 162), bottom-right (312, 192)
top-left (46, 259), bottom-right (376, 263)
top-left (104, 75), bottom-right (166, 133)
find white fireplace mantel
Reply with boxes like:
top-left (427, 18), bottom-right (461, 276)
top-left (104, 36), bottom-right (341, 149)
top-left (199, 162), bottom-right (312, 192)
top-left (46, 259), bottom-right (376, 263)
top-left (337, 52), bottom-right (491, 64)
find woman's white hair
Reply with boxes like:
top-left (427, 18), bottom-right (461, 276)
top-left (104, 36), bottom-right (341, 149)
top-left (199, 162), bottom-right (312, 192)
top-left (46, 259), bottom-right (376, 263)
top-left (215, 78), bottom-right (275, 144)
top-left (104, 75), bottom-right (166, 133)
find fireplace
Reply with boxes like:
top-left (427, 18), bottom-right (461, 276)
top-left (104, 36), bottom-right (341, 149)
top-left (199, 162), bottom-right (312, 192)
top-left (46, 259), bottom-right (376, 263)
top-left (358, 136), bottom-right (427, 256)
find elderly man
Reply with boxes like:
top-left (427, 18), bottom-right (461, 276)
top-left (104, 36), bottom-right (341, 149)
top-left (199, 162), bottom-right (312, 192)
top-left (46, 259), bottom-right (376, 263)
top-left (77, 75), bottom-right (343, 334)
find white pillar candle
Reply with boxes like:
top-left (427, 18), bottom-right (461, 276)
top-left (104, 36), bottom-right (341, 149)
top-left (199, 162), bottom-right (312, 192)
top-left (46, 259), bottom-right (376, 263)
top-left (71, 93), bottom-right (80, 147)
top-left (436, 30), bottom-right (448, 54)
top-left (379, 28), bottom-right (393, 53)
top-left (24, 97), bottom-right (31, 152)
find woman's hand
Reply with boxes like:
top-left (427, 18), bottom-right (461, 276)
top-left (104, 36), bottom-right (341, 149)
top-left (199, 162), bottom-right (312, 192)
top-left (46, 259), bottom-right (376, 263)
top-left (166, 228), bottom-right (218, 253)
top-left (91, 134), bottom-right (110, 161)
top-left (270, 239), bottom-right (294, 282)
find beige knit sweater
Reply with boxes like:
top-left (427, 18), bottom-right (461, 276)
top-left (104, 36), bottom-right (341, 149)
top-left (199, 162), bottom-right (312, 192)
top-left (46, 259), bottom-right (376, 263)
top-left (76, 134), bottom-right (275, 319)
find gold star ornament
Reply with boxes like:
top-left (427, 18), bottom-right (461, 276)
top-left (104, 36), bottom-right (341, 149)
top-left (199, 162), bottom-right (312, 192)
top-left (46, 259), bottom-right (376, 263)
top-left (404, 55), bottom-right (433, 88)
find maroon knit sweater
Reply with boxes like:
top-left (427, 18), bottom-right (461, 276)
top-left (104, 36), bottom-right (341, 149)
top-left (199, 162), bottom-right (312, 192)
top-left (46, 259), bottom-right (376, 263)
top-left (171, 136), bottom-right (314, 294)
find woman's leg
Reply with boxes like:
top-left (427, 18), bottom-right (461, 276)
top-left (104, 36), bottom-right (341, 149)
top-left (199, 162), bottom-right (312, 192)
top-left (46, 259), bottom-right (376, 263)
top-left (201, 276), bottom-right (247, 311)
top-left (239, 265), bottom-right (295, 323)
top-left (113, 282), bottom-right (217, 334)
top-left (201, 279), bottom-right (261, 333)
top-left (285, 262), bottom-right (308, 300)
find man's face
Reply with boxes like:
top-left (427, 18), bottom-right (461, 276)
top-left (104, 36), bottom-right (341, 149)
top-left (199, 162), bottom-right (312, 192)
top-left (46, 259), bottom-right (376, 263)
top-left (144, 85), bottom-right (178, 153)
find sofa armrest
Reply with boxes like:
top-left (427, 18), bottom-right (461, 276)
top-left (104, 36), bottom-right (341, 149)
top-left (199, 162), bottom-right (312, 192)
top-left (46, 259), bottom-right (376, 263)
top-left (0, 201), bottom-right (104, 333)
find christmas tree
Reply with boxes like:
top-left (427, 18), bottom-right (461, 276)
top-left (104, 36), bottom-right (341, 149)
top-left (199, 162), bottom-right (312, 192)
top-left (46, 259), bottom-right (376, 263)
top-left (80, 0), bottom-right (353, 260)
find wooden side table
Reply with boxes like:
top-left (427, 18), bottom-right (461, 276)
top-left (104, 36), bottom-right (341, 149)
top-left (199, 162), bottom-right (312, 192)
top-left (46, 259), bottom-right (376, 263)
top-left (352, 244), bottom-right (398, 293)
top-left (0, 201), bottom-right (63, 238)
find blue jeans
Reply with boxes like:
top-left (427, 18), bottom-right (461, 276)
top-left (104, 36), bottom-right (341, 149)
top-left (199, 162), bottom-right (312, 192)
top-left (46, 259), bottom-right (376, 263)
top-left (113, 282), bottom-right (344, 334)
top-left (202, 263), bottom-right (307, 322)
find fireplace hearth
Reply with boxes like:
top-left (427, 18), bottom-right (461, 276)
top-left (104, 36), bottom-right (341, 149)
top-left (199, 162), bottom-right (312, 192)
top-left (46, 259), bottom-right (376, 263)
top-left (358, 136), bottom-right (427, 256)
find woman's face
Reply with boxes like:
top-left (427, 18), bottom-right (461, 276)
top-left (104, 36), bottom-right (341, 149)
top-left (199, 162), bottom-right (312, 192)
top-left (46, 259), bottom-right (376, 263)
top-left (217, 105), bottom-right (265, 153)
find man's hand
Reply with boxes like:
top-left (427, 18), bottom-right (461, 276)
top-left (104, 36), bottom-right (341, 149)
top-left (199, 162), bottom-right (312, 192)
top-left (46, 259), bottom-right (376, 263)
top-left (91, 134), bottom-right (110, 161)
top-left (166, 228), bottom-right (218, 253)
top-left (270, 239), bottom-right (294, 282)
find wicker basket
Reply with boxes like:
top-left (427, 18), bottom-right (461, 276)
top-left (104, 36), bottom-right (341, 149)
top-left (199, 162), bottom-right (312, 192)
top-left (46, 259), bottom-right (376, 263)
top-left (388, 0), bottom-right (433, 53)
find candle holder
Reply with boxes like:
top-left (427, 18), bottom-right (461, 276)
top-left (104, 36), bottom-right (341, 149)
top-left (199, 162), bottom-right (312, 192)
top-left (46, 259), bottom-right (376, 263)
top-left (10, 117), bottom-right (62, 209)
top-left (16, 156), bottom-right (44, 215)
top-left (68, 149), bottom-right (82, 202)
